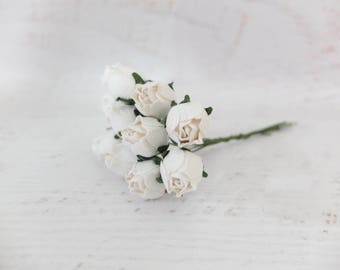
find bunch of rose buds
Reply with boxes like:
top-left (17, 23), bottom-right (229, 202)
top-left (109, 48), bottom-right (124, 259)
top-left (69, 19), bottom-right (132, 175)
top-left (93, 63), bottom-right (212, 199)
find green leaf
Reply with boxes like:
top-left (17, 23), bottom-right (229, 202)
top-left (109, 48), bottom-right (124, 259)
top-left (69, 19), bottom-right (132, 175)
top-left (169, 139), bottom-right (178, 146)
top-left (161, 150), bottom-right (169, 158)
top-left (136, 155), bottom-right (145, 162)
top-left (159, 117), bottom-right (167, 126)
top-left (134, 108), bottom-right (143, 117)
top-left (168, 82), bottom-right (174, 89)
top-left (202, 171), bottom-right (208, 178)
top-left (132, 72), bottom-right (145, 84)
top-left (152, 156), bottom-right (162, 165)
top-left (205, 107), bottom-right (213, 115)
top-left (180, 95), bottom-right (190, 104)
top-left (170, 100), bottom-right (177, 107)
top-left (156, 176), bottom-right (163, 183)
top-left (137, 155), bottom-right (152, 162)
top-left (116, 97), bottom-right (135, 105)
top-left (157, 145), bottom-right (169, 153)
top-left (137, 154), bottom-right (163, 165)
top-left (114, 131), bottom-right (122, 139)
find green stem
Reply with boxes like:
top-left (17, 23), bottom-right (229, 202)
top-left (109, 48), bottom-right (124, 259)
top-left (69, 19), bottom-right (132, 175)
top-left (116, 97), bottom-right (135, 105)
top-left (193, 121), bottom-right (293, 152)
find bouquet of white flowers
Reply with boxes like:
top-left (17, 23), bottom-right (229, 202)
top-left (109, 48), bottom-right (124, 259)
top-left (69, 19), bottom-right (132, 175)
top-left (93, 63), bottom-right (291, 199)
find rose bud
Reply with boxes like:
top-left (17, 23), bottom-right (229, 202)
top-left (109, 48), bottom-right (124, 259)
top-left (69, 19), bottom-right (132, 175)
top-left (102, 63), bottom-right (136, 98)
top-left (92, 131), bottom-right (135, 177)
top-left (121, 116), bottom-right (168, 157)
top-left (132, 82), bottom-right (176, 119)
top-left (125, 161), bottom-right (165, 199)
top-left (166, 102), bottom-right (209, 147)
top-left (160, 147), bottom-right (203, 197)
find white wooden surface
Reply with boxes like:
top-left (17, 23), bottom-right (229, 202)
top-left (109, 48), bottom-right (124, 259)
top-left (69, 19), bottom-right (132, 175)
top-left (1, 0), bottom-right (340, 269)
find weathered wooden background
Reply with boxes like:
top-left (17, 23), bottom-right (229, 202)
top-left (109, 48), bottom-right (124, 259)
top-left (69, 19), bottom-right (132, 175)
top-left (1, 0), bottom-right (339, 269)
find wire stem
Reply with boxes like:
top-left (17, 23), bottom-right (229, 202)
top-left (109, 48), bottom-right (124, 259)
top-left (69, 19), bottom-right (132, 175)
top-left (192, 121), bottom-right (293, 152)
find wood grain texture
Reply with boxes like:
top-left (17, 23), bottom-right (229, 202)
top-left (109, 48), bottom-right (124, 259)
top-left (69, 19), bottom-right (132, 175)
top-left (0, 0), bottom-right (340, 269)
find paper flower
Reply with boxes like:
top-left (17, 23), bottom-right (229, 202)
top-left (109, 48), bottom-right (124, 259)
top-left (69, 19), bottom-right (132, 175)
top-left (160, 146), bottom-right (203, 197)
top-left (121, 116), bottom-right (168, 157)
top-left (133, 82), bottom-right (176, 119)
top-left (93, 63), bottom-right (292, 199)
top-left (166, 102), bottom-right (209, 147)
top-left (125, 161), bottom-right (165, 199)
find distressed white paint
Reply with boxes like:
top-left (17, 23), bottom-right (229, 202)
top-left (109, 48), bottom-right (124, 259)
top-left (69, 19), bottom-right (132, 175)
top-left (0, 0), bottom-right (340, 269)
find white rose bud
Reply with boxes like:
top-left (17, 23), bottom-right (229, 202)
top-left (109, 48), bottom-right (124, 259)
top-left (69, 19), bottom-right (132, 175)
top-left (132, 82), bottom-right (176, 119)
top-left (125, 161), bottom-right (165, 199)
top-left (102, 95), bottom-right (135, 132)
top-left (121, 116), bottom-right (168, 157)
top-left (92, 132), bottom-right (135, 177)
top-left (160, 147), bottom-right (203, 197)
top-left (166, 102), bottom-right (209, 147)
top-left (102, 63), bottom-right (136, 97)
